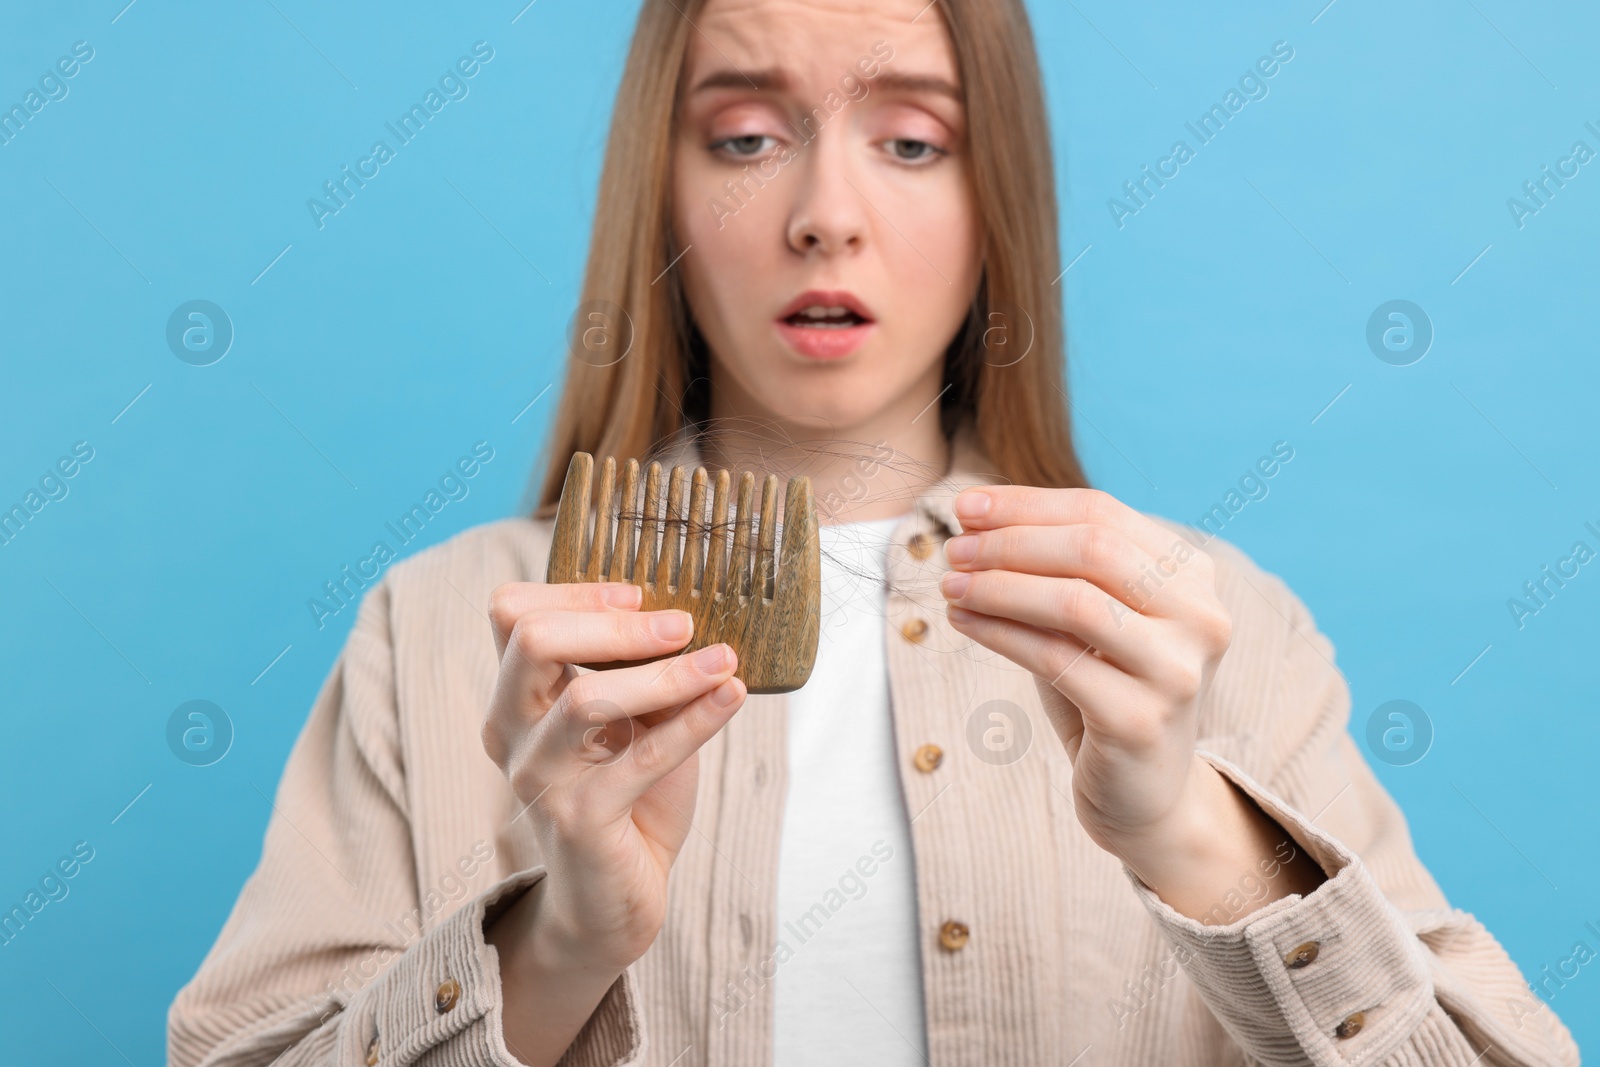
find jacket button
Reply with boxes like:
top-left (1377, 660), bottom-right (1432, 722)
top-left (901, 618), bottom-right (929, 643)
top-left (365, 1035), bottom-right (379, 1066)
top-left (912, 744), bottom-right (943, 773)
top-left (1334, 1011), bottom-right (1366, 1039)
top-left (435, 977), bottom-right (461, 1013)
top-left (1284, 941), bottom-right (1320, 969)
top-left (908, 532), bottom-right (935, 560)
top-left (938, 920), bottom-right (970, 951)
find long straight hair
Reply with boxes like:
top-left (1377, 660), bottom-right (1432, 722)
top-left (532, 0), bottom-right (1088, 518)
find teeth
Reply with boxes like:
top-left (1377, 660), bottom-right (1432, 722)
top-left (798, 305), bottom-right (853, 321)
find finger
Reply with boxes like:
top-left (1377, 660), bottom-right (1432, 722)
top-left (552, 643), bottom-right (738, 723)
top-left (493, 606), bottom-right (695, 729)
top-left (608, 675), bottom-right (748, 804)
top-left (943, 524), bottom-right (1171, 609)
top-left (941, 569), bottom-right (1164, 675)
top-left (489, 581), bottom-right (643, 657)
top-left (530, 643), bottom-right (740, 774)
top-left (951, 485), bottom-right (1184, 561)
top-left (945, 604), bottom-right (1138, 720)
top-left (500, 606), bottom-right (698, 705)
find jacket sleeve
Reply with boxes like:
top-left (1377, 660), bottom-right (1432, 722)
top-left (166, 576), bottom-right (646, 1067)
top-left (1118, 554), bottom-right (1579, 1067)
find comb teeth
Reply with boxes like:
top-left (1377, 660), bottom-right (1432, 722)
top-left (547, 451), bottom-right (821, 693)
top-left (570, 455), bottom-right (783, 599)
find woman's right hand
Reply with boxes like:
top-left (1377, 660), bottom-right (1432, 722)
top-left (481, 580), bottom-right (745, 1065)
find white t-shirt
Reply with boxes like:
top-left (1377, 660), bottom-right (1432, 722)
top-left (773, 515), bottom-right (928, 1064)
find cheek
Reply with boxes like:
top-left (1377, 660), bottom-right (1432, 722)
top-left (678, 234), bottom-right (764, 365)
top-left (676, 150), bottom-right (789, 251)
top-left (907, 176), bottom-right (980, 280)
top-left (671, 140), bottom-right (714, 247)
top-left (883, 176), bottom-right (981, 344)
top-left (673, 146), bottom-right (789, 340)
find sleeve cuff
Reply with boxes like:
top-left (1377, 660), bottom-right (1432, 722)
top-left (1119, 749), bottom-right (1436, 1064)
top-left (344, 867), bottom-right (647, 1067)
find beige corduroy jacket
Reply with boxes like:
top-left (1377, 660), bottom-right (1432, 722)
top-left (169, 431), bottom-right (1579, 1067)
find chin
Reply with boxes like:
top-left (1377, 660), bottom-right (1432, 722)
top-left (749, 386), bottom-right (887, 438)
top-left (717, 336), bottom-right (918, 431)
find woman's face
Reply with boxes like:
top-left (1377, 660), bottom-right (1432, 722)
top-left (672, 0), bottom-right (982, 440)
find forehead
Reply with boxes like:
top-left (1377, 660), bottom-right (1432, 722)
top-left (687, 0), bottom-right (959, 84)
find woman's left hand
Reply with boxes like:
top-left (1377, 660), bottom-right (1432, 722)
top-left (938, 485), bottom-right (1234, 868)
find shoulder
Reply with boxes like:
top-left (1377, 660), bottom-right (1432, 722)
top-left (386, 514), bottom-right (554, 591)
top-left (361, 516), bottom-right (555, 647)
top-left (1145, 515), bottom-right (1323, 647)
top-left (332, 519), bottom-right (558, 823)
top-left (1144, 515), bottom-right (1344, 733)
top-left (1139, 516), bottom-right (1350, 781)
top-left (331, 517), bottom-right (557, 745)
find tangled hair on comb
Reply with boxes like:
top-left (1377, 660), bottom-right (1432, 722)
top-left (612, 417), bottom-right (999, 592)
top-left (547, 445), bottom-right (827, 691)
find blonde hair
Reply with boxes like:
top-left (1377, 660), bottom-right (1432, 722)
top-left (532, 0), bottom-right (1087, 518)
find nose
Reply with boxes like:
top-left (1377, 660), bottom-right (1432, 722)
top-left (784, 128), bottom-right (869, 258)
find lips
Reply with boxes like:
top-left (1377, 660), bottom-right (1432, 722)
top-left (775, 289), bottom-right (876, 361)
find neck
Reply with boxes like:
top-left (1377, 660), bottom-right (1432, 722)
top-left (700, 379), bottom-right (952, 526)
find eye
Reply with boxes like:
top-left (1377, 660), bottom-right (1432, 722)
top-left (884, 138), bottom-right (945, 163)
top-left (712, 134), bottom-right (776, 158)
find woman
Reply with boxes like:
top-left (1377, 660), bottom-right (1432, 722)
top-left (169, 0), bottom-right (1578, 1064)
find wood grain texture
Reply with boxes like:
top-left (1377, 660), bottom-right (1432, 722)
top-left (545, 451), bottom-right (821, 694)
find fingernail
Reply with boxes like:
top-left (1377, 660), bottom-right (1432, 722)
top-left (711, 678), bottom-right (741, 708)
top-left (954, 490), bottom-right (990, 520)
top-left (693, 643), bottom-right (731, 672)
top-left (944, 534), bottom-right (977, 565)
top-left (651, 611), bottom-right (692, 641)
top-left (604, 584), bottom-right (642, 609)
top-left (941, 571), bottom-right (971, 599)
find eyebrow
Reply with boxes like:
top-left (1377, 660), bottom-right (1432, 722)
top-left (691, 68), bottom-right (788, 93)
top-left (689, 67), bottom-right (963, 103)
top-left (872, 72), bottom-right (962, 103)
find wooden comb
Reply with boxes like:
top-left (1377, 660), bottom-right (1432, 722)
top-left (545, 451), bottom-right (821, 694)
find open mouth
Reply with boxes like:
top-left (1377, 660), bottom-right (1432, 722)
top-left (775, 290), bottom-right (875, 360)
top-left (783, 305), bottom-right (871, 329)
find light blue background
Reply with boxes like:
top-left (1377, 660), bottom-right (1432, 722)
top-left (2, 0), bottom-right (1596, 1060)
